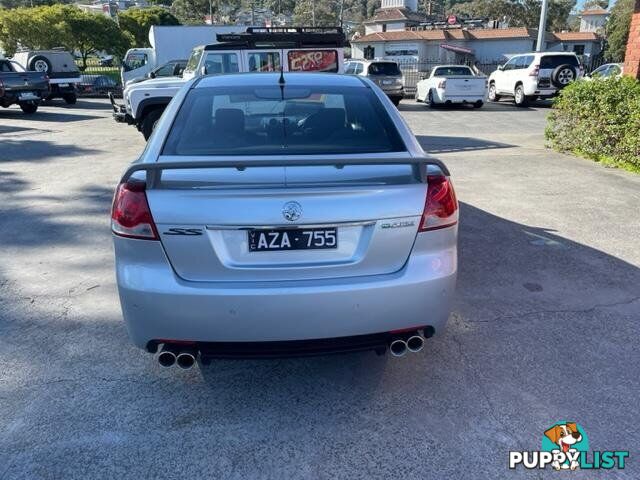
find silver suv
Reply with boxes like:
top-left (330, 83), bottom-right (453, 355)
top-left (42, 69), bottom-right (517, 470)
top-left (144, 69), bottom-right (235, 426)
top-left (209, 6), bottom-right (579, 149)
top-left (111, 72), bottom-right (457, 368)
top-left (345, 59), bottom-right (404, 106)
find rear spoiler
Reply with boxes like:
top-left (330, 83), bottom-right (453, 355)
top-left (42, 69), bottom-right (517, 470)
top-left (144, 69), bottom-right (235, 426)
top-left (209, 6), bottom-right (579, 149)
top-left (120, 157), bottom-right (450, 187)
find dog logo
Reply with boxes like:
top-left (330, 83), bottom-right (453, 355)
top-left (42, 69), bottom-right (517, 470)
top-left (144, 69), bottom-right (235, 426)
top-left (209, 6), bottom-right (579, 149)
top-left (542, 422), bottom-right (587, 470)
top-left (509, 421), bottom-right (629, 470)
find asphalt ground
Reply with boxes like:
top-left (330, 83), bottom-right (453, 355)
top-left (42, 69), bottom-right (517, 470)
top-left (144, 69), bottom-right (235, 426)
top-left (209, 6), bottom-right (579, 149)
top-left (1, 97), bottom-right (638, 479)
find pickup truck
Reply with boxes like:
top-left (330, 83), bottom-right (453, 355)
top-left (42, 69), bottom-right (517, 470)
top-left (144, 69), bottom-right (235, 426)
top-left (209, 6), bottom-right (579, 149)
top-left (415, 65), bottom-right (486, 108)
top-left (110, 26), bottom-right (345, 140)
top-left (0, 59), bottom-right (49, 114)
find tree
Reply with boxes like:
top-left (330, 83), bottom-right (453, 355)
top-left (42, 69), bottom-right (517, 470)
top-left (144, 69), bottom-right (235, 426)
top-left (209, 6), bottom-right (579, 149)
top-left (170, 0), bottom-right (209, 24)
top-left (605, 0), bottom-right (634, 62)
top-left (451, 0), bottom-right (575, 30)
top-left (0, 5), bottom-right (130, 67)
top-left (118, 7), bottom-right (180, 48)
top-left (293, 0), bottom-right (341, 26)
top-left (582, 0), bottom-right (609, 10)
top-left (0, 0), bottom-right (73, 8)
top-left (64, 8), bottom-right (131, 68)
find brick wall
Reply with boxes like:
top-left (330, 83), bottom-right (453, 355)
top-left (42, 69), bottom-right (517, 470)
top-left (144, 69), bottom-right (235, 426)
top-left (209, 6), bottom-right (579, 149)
top-left (624, 0), bottom-right (640, 79)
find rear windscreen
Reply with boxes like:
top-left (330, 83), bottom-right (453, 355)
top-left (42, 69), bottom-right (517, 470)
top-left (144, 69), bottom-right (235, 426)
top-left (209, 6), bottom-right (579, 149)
top-left (540, 55), bottom-right (579, 68)
top-left (368, 63), bottom-right (401, 76)
top-left (162, 85), bottom-right (406, 156)
top-left (433, 66), bottom-right (473, 76)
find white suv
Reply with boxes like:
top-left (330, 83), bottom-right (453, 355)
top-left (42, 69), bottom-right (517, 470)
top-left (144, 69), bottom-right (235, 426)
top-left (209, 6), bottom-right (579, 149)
top-left (488, 52), bottom-right (582, 106)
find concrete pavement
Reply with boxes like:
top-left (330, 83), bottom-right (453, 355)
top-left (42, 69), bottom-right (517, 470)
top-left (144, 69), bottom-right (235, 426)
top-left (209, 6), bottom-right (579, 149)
top-left (0, 98), bottom-right (638, 479)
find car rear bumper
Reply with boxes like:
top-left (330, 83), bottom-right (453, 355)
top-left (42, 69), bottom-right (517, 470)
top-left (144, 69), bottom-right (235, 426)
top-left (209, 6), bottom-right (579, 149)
top-left (434, 93), bottom-right (485, 104)
top-left (109, 92), bottom-right (134, 124)
top-left (114, 228), bottom-right (457, 349)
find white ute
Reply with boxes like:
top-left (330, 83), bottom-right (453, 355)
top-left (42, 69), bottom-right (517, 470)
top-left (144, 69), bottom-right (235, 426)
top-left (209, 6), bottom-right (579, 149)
top-left (415, 65), bottom-right (487, 108)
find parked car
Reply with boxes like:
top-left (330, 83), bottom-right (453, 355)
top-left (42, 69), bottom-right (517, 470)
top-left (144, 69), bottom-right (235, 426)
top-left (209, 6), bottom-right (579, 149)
top-left (488, 52), bottom-right (583, 106)
top-left (345, 59), bottom-right (404, 106)
top-left (77, 75), bottom-right (122, 97)
top-left (124, 59), bottom-right (186, 87)
top-left (415, 64), bottom-right (486, 108)
top-left (99, 55), bottom-right (114, 67)
top-left (111, 72), bottom-right (458, 367)
top-left (0, 58), bottom-right (49, 114)
top-left (585, 63), bottom-right (623, 80)
top-left (111, 27), bottom-right (345, 140)
top-left (12, 50), bottom-right (81, 104)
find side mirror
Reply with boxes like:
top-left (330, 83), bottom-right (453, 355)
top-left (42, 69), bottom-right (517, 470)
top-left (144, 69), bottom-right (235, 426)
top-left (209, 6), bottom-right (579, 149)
top-left (200, 65), bottom-right (207, 76)
top-left (149, 71), bottom-right (156, 79)
top-left (497, 65), bottom-right (504, 71)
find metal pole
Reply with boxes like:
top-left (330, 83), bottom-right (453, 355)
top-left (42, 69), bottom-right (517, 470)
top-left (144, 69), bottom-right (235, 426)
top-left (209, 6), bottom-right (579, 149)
top-left (209, 0), bottom-right (213, 25)
top-left (312, 0), bottom-right (316, 27)
top-left (536, 0), bottom-right (549, 52)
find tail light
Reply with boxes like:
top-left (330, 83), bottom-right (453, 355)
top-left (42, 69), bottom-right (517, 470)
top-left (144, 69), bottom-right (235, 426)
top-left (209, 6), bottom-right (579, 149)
top-left (111, 181), bottom-right (158, 240)
top-left (529, 65), bottom-right (540, 77)
top-left (419, 175), bottom-right (458, 232)
top-left (437, 80), bottom-right (446, 89)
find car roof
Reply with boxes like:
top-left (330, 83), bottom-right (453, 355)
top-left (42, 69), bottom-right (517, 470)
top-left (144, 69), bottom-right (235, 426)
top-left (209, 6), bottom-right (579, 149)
top-left (195, 72), bottom-right (365, 89)
top-left (433, 64), bottom-right (472, 68)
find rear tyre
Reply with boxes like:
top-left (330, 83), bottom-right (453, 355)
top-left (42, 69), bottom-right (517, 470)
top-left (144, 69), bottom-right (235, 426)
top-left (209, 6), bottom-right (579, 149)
top-left (19, 102), bottom-right (38, 114)
top-left (488, 83), bottom-right (500, 102)
top-left (141, 108), bottom-right (163, 141)
top-left (514, 85), bottom-right (528, 107)
top-left (63, 93), bottom-right (77, 105)
top-left (428, 90), bottom-right (436, 108)
top-left (473, 100), bottom-right (484, 109)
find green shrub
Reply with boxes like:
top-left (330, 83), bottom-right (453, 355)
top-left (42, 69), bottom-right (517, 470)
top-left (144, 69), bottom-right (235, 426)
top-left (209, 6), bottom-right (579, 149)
top-left (545, 77), bottom-right (640, 172)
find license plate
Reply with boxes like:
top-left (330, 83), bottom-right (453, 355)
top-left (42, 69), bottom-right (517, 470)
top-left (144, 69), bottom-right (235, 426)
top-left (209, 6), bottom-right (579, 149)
top-left (248, 227), bottom-right (337, 252)
top-left (18, 92), bottom-right (37, 100)
top-left (59, 83), bottom-right (69, 87)
top-left (382, 79), bottom-right (393, 85)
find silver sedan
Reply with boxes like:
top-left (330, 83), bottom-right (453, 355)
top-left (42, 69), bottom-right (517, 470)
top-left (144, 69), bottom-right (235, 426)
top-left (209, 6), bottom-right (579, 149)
top-left (111, 72), bottom-right (458, 368)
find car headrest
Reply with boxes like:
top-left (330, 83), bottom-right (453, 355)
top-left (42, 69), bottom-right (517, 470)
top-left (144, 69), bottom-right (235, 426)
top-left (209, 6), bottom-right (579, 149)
top-left (215, 108), bottom-right (245, 134)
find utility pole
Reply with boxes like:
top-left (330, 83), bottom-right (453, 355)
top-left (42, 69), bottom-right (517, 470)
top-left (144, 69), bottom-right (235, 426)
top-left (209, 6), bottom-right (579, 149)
top-left (536, 0), bottom-right (550, 52)
top-left (312, 0), bottom-right (316, 27)
top-left (208, 0), bottom-right (213, 25)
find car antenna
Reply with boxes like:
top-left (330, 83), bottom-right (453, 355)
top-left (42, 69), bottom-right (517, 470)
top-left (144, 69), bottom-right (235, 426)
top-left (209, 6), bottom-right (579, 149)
top-left (278, 65), bottom-right (285, 100)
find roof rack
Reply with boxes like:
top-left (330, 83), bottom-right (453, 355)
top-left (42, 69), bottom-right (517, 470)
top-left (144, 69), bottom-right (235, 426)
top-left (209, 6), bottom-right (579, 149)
top-left (213, 26), bottom-right (345, 49)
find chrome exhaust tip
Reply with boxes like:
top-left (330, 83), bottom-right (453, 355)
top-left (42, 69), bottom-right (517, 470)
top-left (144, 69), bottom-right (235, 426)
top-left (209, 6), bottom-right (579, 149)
top-left (406, 335), bottom-right (424, 353)
top-left (389, 339), bottom-right (408, 357)
top-left (176, 352), bottom-right (196, 370)
top-left (158, 350), bottom-right (176, 368)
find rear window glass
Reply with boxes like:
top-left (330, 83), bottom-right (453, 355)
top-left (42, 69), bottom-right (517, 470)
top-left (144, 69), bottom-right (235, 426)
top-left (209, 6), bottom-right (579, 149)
top-left (433, 66), bottom-right (473, 76)
top-left (368, 63), bottom-right (401, 76)
top-left (540, 55), bottom-right (579, 68)
top-left (288, 50), bottom-right (338, 72)
top-left (162, 85), bottom-right (406, 156)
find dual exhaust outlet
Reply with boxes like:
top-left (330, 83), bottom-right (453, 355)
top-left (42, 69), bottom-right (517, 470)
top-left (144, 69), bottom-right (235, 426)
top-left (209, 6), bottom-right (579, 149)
top-left (389, 334), bottom-right (425, 357)
top-left (157, 345), bottom-right (196, 370)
